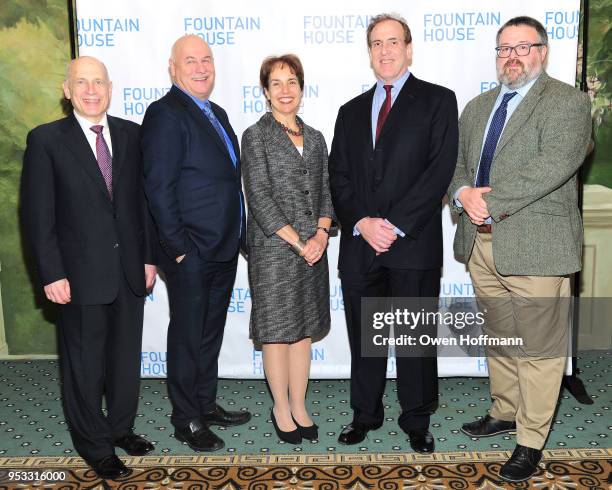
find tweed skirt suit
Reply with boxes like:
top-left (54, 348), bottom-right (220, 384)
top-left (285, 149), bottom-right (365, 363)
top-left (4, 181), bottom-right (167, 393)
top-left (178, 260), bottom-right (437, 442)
top-left (241, 112), bottom-right (334, 343)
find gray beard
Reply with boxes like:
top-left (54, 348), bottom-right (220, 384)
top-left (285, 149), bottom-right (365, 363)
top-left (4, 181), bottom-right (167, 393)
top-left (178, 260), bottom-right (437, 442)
top-left (497, 64), bottom-right (540, 89)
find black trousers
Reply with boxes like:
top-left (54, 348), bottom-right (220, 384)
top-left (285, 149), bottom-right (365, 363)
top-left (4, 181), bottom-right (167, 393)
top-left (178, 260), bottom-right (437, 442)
top-left (57, 271), bottom-right (144, 463)
top-left (340, 263), bottom-right (440, 432)
top-left (162, 251), bottom-right (238, 428)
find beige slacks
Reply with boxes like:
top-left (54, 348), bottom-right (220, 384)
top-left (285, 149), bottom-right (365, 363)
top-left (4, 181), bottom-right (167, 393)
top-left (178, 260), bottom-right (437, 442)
top-left (468, 232), bottom-right (571, 449)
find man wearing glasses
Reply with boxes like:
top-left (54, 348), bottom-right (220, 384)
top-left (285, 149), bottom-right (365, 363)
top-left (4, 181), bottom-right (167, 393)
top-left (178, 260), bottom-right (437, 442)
top-left (448, 16), bottom-right (591, 483)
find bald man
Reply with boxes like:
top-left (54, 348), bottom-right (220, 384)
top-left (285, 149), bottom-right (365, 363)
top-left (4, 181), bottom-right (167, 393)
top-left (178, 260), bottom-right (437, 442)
top-left (22, 56), bottom-right (157, 480)
top-left (142, 35), bottom-right (250, 452)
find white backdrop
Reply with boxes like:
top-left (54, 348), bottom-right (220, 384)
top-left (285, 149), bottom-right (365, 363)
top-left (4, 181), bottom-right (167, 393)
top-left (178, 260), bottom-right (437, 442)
top-left (75, 0), bottom-right (581, 377)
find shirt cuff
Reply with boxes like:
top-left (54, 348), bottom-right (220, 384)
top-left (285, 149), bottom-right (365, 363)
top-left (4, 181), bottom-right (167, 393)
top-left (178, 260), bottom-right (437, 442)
top-left (385, 219), bottom-right (406, 238)
top-left (454, 186), bottom-right (470, 208)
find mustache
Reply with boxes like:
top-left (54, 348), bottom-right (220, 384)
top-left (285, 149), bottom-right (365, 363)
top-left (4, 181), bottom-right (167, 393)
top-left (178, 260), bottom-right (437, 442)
top-left (504, 59), bottom-right (524, 70)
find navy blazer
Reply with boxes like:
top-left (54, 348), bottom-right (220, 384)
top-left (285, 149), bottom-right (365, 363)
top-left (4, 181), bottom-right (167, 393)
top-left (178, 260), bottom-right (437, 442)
top-left (22, 114), bottom-right (156, 305)
top-left (329, 75), bottom-right (459, 272)
top-left (142, 86), bottom-right (245, 262)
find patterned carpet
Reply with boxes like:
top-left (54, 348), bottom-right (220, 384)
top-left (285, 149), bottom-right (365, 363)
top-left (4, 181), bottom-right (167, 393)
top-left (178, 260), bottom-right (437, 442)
top-left (0, 351), bottom-right (609, 488)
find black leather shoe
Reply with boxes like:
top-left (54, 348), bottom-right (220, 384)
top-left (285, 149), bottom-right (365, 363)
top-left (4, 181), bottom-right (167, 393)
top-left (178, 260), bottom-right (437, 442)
top-left (407, 429), bottom-right (435, 454)
top-left (113, 433), bottom-right (154, 456)
top-left (338, 423), bottom-right (371, 445)
top-left (271, 409), bottom-right (301, 444)
top-left (461, 414), bottom-right (517, 437)
top-left (174, 419), bottom-right (225, 452)
top-left (201, 404), bottom-right (252, 427)
top-left (90, 454), bottom-right (132, 481)
top-left (499, 444), bottom-right (542, 482)
top-left (292, 416), bottom-right (318, 441)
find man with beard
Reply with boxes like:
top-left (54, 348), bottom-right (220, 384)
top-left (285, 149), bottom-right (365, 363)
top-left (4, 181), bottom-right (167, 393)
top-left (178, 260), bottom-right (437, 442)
top-left (448, 16), bottom-right (591, 482)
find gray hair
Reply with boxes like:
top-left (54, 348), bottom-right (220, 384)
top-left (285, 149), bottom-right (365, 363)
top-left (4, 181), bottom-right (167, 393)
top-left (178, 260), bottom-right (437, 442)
top-left (366, 13), bottom-right (412, 47)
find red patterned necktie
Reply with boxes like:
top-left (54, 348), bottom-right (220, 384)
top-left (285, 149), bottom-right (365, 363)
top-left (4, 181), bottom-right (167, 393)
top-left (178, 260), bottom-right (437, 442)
top-left (375, 84), bottom-right (393, 142)
top-left (89, 125), bottom-right (113, 198)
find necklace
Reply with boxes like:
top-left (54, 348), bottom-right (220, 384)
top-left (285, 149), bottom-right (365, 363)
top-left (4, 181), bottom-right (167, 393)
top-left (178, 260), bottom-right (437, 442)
top-left (276, 116), bottom-right (304, 137)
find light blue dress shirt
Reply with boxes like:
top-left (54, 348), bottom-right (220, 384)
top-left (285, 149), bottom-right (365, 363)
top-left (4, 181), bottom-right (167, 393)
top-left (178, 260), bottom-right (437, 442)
top-left (354, 69), bottom-right (411, 238)
top-left (455, 76), bottom-right (539, 223)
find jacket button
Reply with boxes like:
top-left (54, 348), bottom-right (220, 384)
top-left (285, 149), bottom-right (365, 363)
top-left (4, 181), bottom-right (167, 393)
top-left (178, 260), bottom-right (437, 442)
top-left (304, 190), bottom-right (310, 195)
top-left (302, 169), bottom-right (308, 175)
top-left (470, 169), bottom-right (475, 175)
top-left (113, 243), bottom-right (119, 248)
top-left (305, 210), bottom-right (312, 216)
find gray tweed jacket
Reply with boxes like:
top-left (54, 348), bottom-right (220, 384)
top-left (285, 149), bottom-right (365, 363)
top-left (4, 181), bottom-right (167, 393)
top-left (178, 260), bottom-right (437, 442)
top-left (448, 72), bottom-right (592, 276)
top-left (241, 112), bottom-right (335, 247)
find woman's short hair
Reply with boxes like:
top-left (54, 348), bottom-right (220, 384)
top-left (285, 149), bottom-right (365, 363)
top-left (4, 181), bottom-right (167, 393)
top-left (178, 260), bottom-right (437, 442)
top-left (259, 54), bottom-right (304, 91)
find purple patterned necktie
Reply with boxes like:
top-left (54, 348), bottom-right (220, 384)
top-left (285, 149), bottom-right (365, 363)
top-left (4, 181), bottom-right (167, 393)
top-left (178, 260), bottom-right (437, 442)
top-left (89, 125), bottom-right (113, 198)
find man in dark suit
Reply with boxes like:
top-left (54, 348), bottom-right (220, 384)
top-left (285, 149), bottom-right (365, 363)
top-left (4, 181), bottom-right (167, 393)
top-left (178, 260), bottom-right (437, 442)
top-left (329, 13), bottom-right (458, 453)
top-left (22, 56), bottom-right (157, 480)
top-left (141, 34), bottom-right (250, 452)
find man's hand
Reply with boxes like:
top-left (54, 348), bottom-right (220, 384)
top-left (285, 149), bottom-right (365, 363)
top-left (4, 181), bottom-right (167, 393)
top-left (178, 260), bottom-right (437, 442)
top-left (302, 230), bottom-right (328, 266)
top-left (44, 278), bottom-right (71, 304)
top-left (356, 217), bottom-right (397, 253)
top-left (176, 254), bottom-right (185, 263)
top-left (145, 264), bottom-right (157, 290)
top-left (458, 187), bottom-right (492, 225)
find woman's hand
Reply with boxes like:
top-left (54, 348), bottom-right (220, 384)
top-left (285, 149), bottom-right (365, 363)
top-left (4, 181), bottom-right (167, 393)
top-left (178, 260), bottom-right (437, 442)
top-left (302, 230), bottom-right (328, 266)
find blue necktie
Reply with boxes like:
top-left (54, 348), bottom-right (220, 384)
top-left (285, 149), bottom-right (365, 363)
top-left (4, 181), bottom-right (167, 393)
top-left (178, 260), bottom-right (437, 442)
top-left (202, 101), bottom-right (237, 168)
top-left (476, 92), bottom-right (517, 187)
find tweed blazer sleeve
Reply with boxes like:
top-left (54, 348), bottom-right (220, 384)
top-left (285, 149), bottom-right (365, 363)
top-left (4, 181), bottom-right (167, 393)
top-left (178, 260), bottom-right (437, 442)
top-left (447, 102), bottom-right (477, 215)
top-left (241, 124), bottom-right (290, 237)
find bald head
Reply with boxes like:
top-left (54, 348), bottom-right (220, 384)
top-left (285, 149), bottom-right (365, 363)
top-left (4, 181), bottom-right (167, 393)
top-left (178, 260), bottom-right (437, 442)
top-left (169, 35), bottom-right (216, 100)
top-left (63, 56), bottom-right (112, 123)
top-left (65, 56), bottom-right (109, 82)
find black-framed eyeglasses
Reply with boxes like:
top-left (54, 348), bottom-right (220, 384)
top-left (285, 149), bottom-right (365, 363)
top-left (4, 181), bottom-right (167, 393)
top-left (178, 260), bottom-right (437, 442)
top-left (495, 43), bottom-right (546, 58)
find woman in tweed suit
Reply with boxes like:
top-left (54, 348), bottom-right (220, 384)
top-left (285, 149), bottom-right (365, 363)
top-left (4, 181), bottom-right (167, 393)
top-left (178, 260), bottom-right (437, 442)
top-left (241, 54), bottom-right (334, 444)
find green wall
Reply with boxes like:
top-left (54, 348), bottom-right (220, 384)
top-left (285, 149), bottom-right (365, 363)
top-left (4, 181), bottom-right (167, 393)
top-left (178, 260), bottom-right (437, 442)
top-left (0, 0), bottom-right (72, 354)
top-left (583, 0), bottom-right (612, 187)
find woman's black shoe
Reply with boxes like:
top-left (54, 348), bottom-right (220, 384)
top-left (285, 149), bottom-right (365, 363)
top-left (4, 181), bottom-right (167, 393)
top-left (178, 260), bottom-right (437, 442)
top-left (292, 416), bottom-right (319, 441)
top-left (270, 409), bottom-right (301, 444)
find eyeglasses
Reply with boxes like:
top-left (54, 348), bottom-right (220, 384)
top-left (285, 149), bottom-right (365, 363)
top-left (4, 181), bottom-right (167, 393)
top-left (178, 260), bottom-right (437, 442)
top-left (495, 43), bottom-right (546, 58)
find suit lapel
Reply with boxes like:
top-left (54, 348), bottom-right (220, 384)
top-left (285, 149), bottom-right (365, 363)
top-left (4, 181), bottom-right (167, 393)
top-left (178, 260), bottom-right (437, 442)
top-left (470, 87), bottom-right (500, 173)
top-left (375, 75), bottom-right (417, 145)
top-left (301, 122), bottom-right (314, 163)
top-left (360, 85), bottom-right (376, 151)
top-left (170, 87), bottom-right (234, 168)
top-left (108, 116), bottom-right (126, 189)
top-left (60, 114), bottom-right (112, 203)
top-left (495, 73), bottom-right (548, 156)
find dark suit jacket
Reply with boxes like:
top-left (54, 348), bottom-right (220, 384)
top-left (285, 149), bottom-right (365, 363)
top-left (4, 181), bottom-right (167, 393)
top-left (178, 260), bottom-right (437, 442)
top-left (141, 85), bottom-right (244, 262)
top-left (329, 74), bottom-right (459, 272)
top-left (21, 113), bottom-right (156, 305)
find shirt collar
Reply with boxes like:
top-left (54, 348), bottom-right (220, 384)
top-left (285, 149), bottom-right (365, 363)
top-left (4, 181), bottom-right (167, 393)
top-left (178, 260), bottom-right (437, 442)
top-left (501, 73), bottom-right (539, 99)
top-left (73, 111), bottom-right (109, 133)
top-left (376, 68), bottom-right (411, 93)
top-left (174, 83), bottom-right (209, 110)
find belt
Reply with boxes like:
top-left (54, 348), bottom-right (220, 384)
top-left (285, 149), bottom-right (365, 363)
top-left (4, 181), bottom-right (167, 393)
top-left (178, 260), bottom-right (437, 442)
top-left (477, 224), bottom-right (492, 233)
